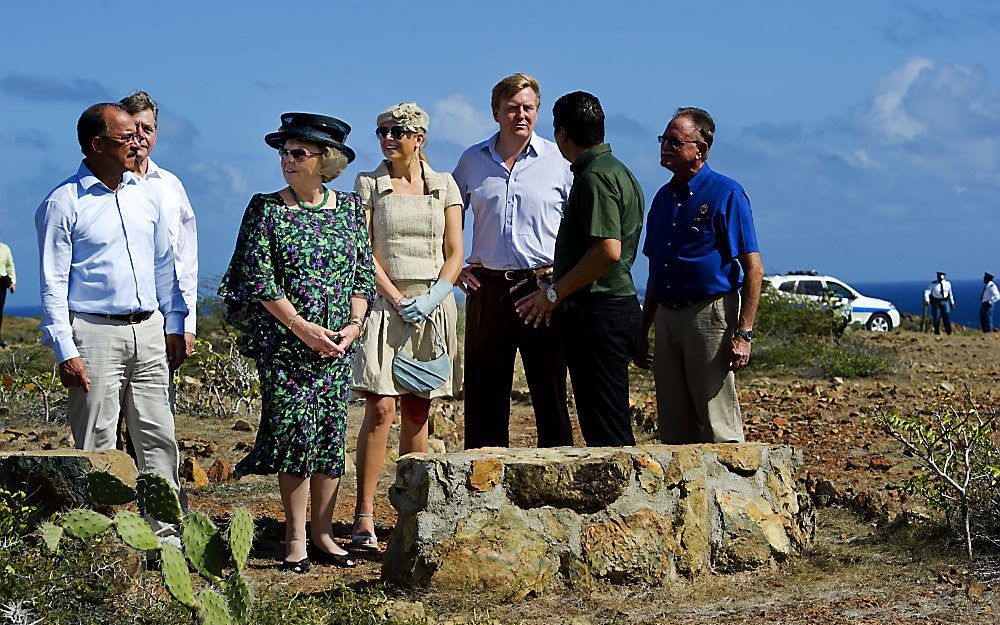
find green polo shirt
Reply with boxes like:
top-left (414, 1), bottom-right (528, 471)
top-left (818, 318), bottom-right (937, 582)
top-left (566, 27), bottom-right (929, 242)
top-left (552, 144), bottom-right (644, 297)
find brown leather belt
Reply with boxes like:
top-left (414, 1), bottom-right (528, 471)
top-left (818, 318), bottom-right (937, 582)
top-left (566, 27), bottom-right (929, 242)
top-left (77, 311), bottom-right (154, 324)
top-left (476, 267), bottom-right (548, 281)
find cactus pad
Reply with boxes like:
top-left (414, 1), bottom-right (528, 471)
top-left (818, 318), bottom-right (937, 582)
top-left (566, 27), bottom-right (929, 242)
top-left (196, 587), bottom-right (232, 625)
top-left (59, 509), bottom-right (113, 540)
top-left (182, 510), bottom-right (224, 582)
top-left (223, 570), bottom-right (252, 625)
top-left (136, 472), bottom-right (183, 524)
top-left (39, 521), bottom-right (64, 552)
top-left (87, 470), bottom-right (137, 506)
top-left (113, 510), bottom-right (160, 551)
top-left (160, 543), bottom-right (195, 608)
top-left (227, 508), bottom-right (254, 571)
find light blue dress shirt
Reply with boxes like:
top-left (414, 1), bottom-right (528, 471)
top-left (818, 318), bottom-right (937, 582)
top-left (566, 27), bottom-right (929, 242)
top-left (452, 132), bottom-right (573, 270)
top-left (35, 161), bottom-right (187, 363)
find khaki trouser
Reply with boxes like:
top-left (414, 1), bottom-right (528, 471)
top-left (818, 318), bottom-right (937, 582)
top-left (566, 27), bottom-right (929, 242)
top-left (68, 311), bottom-right (181, 494)
top-left (653, 291), bottom-right (745, 444)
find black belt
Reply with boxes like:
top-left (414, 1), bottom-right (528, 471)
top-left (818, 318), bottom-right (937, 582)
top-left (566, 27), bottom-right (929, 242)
top-left (77, 311), bottom-right (154, 324)
top-left (657, 291), bottom-right (731, 311)
top-left (476, 267), bottom-right (548, 282)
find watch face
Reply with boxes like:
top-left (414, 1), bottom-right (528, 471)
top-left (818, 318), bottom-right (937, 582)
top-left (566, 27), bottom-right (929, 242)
top-left (546, 287), bottom-right (558, 303)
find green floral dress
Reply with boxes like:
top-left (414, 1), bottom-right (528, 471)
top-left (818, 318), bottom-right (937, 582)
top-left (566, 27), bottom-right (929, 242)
top-left (218, 191), bottom-right (375, 478)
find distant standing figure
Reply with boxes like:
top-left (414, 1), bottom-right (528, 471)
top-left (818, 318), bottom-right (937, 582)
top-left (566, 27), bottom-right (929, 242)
top-left (0, 236), bottom-right (14, 348)
top-left (218, 113), bottom-right (375, 573)
top-left (351, 102), bottom-right (463, 550)
top-left (980, 272), bottom-right (1000, 333)
top-left (515, 91), bottom-right (645, 446)
top-left (35, 103), bottom-right (188, 536)
top-left (635, 107), bottom-right (763, 444)
top-left (925, 271), bottom-right (955, 335)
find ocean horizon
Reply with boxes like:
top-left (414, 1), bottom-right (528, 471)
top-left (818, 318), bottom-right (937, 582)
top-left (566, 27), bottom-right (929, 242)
top-left (4, 278), bottom-right (993, 330)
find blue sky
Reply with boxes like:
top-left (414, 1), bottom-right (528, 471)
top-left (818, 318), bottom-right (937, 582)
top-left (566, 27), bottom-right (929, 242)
top-left (2, 0), bottom-right (999, 307)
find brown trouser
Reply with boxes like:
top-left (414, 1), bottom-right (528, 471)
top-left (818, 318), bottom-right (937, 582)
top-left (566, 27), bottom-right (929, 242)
top-left (653, 291), bottom-right (745, 444)
top-left (463, 268), bottom-right (572, 449)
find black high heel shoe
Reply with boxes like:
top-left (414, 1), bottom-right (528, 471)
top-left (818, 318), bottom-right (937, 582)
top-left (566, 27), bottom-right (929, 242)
top-left (278, 557), bottom-right (310, 574)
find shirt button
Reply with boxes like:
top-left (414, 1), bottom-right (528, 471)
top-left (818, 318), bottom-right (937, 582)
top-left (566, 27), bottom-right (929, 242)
top-left (671, 222), bottom-right (677, 226)
top-left (666, 285), bottom-right (672, 289)
top-left (667, 243), bottom-right (672, 246)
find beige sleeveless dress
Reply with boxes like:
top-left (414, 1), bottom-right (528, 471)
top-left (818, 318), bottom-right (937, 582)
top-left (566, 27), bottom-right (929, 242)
top-left (351, 161), bottom-right (462, 398)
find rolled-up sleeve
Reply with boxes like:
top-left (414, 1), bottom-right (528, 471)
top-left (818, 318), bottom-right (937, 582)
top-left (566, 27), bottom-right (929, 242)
top-left (35, 199), bottom-right (78, 363)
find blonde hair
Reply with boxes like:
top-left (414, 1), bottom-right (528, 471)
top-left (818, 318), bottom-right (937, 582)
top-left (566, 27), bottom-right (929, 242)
top-left (491, 73), bottom-right (541, 113)
top-left (317, 145), bottom-right (349, 182)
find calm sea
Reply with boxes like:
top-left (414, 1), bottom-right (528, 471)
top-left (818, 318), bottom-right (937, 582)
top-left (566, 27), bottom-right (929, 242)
top-left (4, 279), bottom-right (994, 329)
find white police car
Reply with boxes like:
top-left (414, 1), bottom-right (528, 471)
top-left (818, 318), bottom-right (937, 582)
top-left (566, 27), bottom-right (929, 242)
top-left (767, 272), bottom-right (900, 332)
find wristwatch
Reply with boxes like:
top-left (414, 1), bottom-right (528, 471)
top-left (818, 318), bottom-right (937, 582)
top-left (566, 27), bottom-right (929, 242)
top-left (734, 328), bottom-right (754, 342)
top-left (546, 285), bottom-right (559, 303)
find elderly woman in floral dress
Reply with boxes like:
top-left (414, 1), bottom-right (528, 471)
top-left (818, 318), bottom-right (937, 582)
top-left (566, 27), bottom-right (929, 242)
top-left (219, 113), bottom-right (375, 573)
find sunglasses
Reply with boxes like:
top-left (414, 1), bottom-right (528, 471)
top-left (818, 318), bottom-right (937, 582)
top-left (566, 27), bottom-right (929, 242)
top-left (278, 147), bottom-right (322, 162)
top-left (657, 135), bottom-right (700, 149)
top-left (102, 132), bottom-right (139, 145)
top-left (375, 125), bottom-right (414, 140)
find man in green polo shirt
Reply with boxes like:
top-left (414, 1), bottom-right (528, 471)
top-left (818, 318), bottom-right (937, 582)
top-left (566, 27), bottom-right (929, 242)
top-left (516, 91), bottom-right (644, 446)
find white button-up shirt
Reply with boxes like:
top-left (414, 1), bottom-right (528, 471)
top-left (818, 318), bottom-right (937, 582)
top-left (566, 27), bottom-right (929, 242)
top-left (926, 279), bottom-right (955, 305)
top-left (35, 161), bottom-right (187, 363)
top-left (452, 132), bottom-right (573, 270)
top-left (144, 159), bottom-right (198, 334)
top-left (982, 280), bottom-right (1000, 305)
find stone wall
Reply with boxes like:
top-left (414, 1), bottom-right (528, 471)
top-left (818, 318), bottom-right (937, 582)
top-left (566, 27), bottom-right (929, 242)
top-left (383, 444), bottom-right (814, 594)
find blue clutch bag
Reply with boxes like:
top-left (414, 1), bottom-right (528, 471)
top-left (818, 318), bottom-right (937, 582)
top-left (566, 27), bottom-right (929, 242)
top-left (392, 317), bottom-right (450, 394)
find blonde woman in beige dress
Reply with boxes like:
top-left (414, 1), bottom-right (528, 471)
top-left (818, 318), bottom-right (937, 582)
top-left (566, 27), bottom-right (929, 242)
top-left (351, 102), bottom-right (463, 549)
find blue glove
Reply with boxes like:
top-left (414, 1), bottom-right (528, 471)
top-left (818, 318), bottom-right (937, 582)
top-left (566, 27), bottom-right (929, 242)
top-left (400, 279), bottom-right (452, 323)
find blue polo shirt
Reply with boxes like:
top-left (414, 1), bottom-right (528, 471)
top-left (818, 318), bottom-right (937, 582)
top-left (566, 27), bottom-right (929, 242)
top-left (643, 164), bottom-right (758, 303)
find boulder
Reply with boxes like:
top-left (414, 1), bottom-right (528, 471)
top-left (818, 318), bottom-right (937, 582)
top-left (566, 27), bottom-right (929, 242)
top-left (0, 449), bottom-right (137, 511)
top-left (383, 444), bottom-right (814, 589)
top-left (181, 457), bottom-right (209, 487)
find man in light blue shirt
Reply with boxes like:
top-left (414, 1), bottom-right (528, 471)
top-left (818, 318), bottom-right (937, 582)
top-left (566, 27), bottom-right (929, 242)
top-left (452, 73), bottom-right (575, 449)
top-left (35, 103), bottom-right (188, 526)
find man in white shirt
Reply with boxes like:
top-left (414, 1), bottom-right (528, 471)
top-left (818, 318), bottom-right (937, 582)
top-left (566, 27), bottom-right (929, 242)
top-left (924, 271), bottom-right (955, 335)
top-left (35, 103), bottom-right (188, 518)
top-left (0, 235), bottom-right (14, 348)
top-left (980, 272), bottom-right (1000, 333)
top-left (452, 73), bottom-right (575, 449)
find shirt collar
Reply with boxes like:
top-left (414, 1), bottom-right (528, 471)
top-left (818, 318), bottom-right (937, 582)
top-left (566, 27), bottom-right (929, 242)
top-left (484, 131), bottom-right (542, 161)
top-left (373, 160), bottom-right (447, 195)
top-left (667, 162), bottom-right (712, 195)
top-left (143, 158), bottom-right (163, 179)
top-left (77, 161), bottom-right (140, 192)
top-left (570, 143), bottom-right (611, 174)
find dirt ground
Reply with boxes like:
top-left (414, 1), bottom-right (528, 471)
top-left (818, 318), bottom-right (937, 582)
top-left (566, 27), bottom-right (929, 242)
top-left (2, 319), bottom-right (999, 623)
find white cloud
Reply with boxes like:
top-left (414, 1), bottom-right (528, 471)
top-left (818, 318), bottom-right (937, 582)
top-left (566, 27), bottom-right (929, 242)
top-left (867, 56), bottom-right (933, 141)
top-left (430, 93), bottom-right (494, 146)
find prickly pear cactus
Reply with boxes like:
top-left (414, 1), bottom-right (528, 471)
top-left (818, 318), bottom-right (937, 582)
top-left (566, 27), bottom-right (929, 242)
top-left (160, 543), bottom-right (196, 609)
top-left (183, 510), bottom-right (224, 582)
top-left (197, 586), bottom-right (232, 625)
top-left (60, 509), bottom-right (114, 540)
top-left (227, 508), bottom-right (254, 572)
top-left (113, 510), bottom-right (160, 551)
top-left (39, 521), bottom-right (64, 552)
top-left (136, 472), bottom-right (183, 524)
top-left (87, 470), bottom-right (137, 506)
top-left (223, 570), bottom-right (252, 625)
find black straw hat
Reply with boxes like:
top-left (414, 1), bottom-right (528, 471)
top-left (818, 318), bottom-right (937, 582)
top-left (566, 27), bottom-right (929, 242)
top-left (264, 112), bottom-right (356, 163)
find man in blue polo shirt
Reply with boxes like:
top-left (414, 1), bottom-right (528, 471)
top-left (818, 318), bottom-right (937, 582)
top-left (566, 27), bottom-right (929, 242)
top-left (636, 107), bottom-right (763, 444)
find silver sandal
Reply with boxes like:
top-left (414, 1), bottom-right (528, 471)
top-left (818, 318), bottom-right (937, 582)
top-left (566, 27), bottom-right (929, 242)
top-left (351, 513), bottom-right (378, 550)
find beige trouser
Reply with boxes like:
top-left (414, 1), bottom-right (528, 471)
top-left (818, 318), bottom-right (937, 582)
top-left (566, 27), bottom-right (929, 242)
top-left (68, 311), bottom-right (181, 495)
top-left (653, 291), bottom-right (745, 444)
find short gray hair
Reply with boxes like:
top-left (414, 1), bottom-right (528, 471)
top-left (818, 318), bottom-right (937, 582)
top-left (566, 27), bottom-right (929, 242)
top-left (317, 145), bottom-right (349, 182)
top-left (674, 106), bottom-right (715, 149)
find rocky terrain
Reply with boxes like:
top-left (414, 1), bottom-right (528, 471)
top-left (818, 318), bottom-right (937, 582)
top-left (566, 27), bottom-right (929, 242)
top-left (2, 317), bottom-right (998, 623)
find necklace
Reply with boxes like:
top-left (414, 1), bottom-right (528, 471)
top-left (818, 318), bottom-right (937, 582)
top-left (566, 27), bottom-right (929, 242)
top-left (290, 186), bottom-right (329, 211)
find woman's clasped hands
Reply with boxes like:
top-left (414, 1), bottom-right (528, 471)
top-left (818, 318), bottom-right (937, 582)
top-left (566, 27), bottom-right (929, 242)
top-left (291, 317), bottom-right (361, 358)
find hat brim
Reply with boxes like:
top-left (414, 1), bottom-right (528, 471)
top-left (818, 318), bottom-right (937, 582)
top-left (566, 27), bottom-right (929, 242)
top-left (265, 128), bottom-right (356, 163)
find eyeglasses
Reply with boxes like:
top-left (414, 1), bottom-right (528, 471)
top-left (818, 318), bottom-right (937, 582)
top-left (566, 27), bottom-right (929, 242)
top-left (278, 147), bottom-right (322, 162)
top-left (375, 125), bottom-right (414, 140)
top-left (657, 135), bottom-right (700, 149)
top-left (102, 132), bottom-right (139, 145)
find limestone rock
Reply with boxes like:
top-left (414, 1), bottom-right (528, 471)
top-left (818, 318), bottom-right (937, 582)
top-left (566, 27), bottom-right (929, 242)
top-left (582, 509), bottom-right (676, 582)
top-left (206, 458), bottom-right (234, 483)
top-left (231, 419), bottom-right (255, 432)
top-left (181, 457), bottom-right (208, 487)
top-left (634, 454), bottom-right (664, 494)
top-left (714, 490), bottom-right (791, 572)
top-left (467, 458), bottom-right (503, 492)
top-left (504, 451), bottom-right (632, 513)
top-left (0, 449), bottom-right (137, 511)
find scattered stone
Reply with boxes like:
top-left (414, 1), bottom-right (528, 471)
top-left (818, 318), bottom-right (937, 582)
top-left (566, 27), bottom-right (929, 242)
top-left (968, 582), bottom-right (987, 598)
top-left (232, 419), bottom-right (255, 432)
top-left (427, 437), bottom-right (446, 454)
top-left (181, 457), bottom-right (208, 487)
top-left (206, 458), bottom-right (234, 483)
top-left (0, 449), bottom-right (137, 512)
top-left (372, 600), bottom-right (426, 623)
top-left (869, 457), bottom-right (893, 472)
top-left (940, 381), bottom-right (955, 392)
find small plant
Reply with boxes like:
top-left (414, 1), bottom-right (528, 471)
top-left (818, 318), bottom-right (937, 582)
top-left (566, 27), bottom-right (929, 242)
top-left (878, 395), bottom-right (1000, 560)
top-left (45, 471), bottom-right (254, 625)
top-left (0, 487), bottom-right (35, 541)
top-left (177, 335), bottom-right (259, 420)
